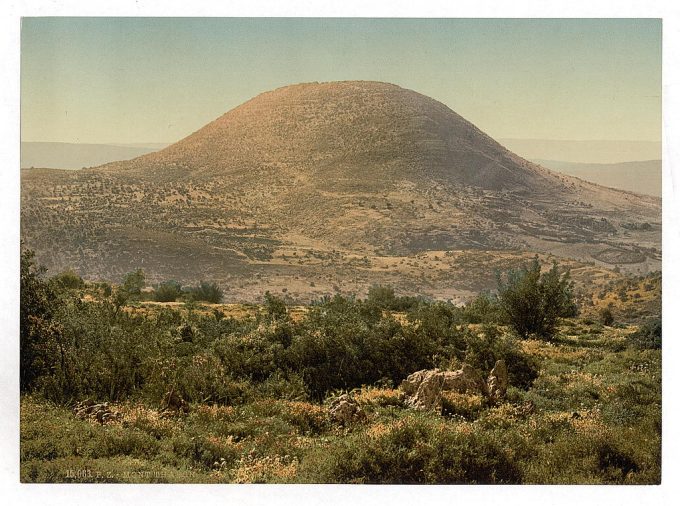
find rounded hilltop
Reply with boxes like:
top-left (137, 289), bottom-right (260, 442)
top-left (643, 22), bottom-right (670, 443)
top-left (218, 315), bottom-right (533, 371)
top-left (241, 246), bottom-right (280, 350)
top-left (99, 80), bottom-right (553, 192)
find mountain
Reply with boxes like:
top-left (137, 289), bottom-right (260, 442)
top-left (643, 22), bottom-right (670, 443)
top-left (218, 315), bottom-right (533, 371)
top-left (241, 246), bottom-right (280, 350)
top-left (532, 159), bottom-right (661, 198)
top-left (99, 82), bottom-right (562, 191)
top-left (20, 142), bottom-right (163, 170)
top-left (21, 81), bottom-right (661, 302)
top-left (498, 138), bottom-right (661, 164)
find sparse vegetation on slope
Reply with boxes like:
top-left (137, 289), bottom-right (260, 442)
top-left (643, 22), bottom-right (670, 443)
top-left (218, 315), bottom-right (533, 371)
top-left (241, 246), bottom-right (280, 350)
top-left (21, 82), bottom-right (661, 302)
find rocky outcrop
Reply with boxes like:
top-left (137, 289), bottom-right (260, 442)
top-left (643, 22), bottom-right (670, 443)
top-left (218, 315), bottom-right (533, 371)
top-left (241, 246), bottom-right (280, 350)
top-left (401, 364), bottom-right (489, 410)
top-left (401, 360), bottom-right (510, 410)
top-left (328, 393), bottom-right (366, 425)
top-left (487, 360), bottom-right (508, 402)
top-left (73, 399), bottom-right (120, 424)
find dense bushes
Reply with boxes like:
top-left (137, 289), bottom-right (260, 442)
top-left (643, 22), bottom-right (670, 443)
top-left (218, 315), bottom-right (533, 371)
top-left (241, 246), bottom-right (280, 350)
top-left (463, 325), bottom-right (539, 390)
top-left (263, 291), bottom-right (287, 321)
top-left (20, 250), bottom-right (63, 392)
top-left (628, 318), bottom-right (661, 350)
top-left (41, 298), bottom-right (162, 403)
top-left (188, 281), bottom-right (224, 303)
top-left (298, 414), bottom-right (521, 483)
top-left (461, 293), bottom-right (502, 324)
top-left (20, 252), bottom-right (562, 407)
top-left (364, 285), bottom-right (424, 312)
top-left (153, 280), bottom-right (183, 302)
top-left (154, 279), bottom-right (224, 303)
top-left (22, 290), bottom-right (535, 404)
top-left (287, 296), bottom-right (436, 399)
top-left (121, 269), bottom-right (146, 298)
top-left (51, 269), bottom-right (85, 290)
top-left (406, 301), bottom-right (466, 363)
top-left (19, 252), bottom-right (661, 484)
top-left (21, 262), bottom-right (539, 405)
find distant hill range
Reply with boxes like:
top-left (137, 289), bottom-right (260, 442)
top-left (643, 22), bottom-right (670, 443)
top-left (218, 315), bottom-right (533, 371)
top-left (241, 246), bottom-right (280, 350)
top-left (21, 81), bottom-right (661, 302)
top-left (531, 159), bottom-right (661, 198)
top-left (498, 138), bottom-right (661, 164)
top-left (21, 142), bottom-right (167, 170)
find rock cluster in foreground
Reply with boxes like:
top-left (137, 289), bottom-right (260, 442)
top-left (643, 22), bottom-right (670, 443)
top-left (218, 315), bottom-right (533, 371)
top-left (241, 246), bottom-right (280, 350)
top-left (400, 360), bottom-right (508, 410)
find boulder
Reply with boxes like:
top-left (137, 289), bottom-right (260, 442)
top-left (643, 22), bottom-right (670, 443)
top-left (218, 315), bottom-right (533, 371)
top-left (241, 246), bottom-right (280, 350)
top-left (400, 369), bottom-right (430, 396)
top-left (401, 365), bottom-right (488, 410)
top-left (442, 364), bottom-right (489, 396)
top-left (403, 369), bottom-right (445, 410)
top-left (73, 400), bottom-right (120, 424)
top-left (328, 393), bottom-right (366, 425)
top-left (487, 359), bottom-right (508, 402)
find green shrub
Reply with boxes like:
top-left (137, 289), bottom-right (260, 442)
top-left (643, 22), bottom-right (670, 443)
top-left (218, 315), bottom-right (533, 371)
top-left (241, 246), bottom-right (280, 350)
top-left (461, 293), bottom-right (502, 324)
top-left (365, 285), bottom-right (423, 311)
top-left (463, 325), bottom-right (539, 390)
top-left (121, 269), bottom-right (146, 298)
top-left (51, 269), bottom-right (85, 290)
top-left (263, 291), bottom-right (288, 321)
top-left (628, 318), bottom-right (661, 350)
top-left (154, 280), bottom-right (183, 302)
top-left (213, 332), bottom-right (283, 383)
top-left (496, 258), bottom-right (575, 339)
top-left (406, 301), bottom-right (466, 361)
top-left (20, 249), bottom-right (63, 392)
top-left (299, 415), bottom-right (521, 483)
top-left (523, 424), bottom-right (657, 484)
top-left (187, 281), bottom-right (223, 303)
top-left (285, 295), bottom-right (434, 399)
top-left (31, 297), bottom-right (172, 403)
top-left (599, 306), bottom-right (615, 326)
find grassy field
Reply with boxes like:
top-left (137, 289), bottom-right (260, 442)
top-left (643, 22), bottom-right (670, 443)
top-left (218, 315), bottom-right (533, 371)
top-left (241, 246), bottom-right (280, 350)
top-left (20, 316), bottom-right (660, 484)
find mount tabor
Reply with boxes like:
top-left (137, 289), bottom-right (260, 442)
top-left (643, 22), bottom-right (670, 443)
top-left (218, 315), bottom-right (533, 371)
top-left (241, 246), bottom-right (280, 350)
top-left (21, 81), bottom-right (660, 301)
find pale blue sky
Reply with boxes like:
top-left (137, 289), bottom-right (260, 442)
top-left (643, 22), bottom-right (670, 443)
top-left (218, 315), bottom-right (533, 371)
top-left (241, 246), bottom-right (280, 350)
top-left (21, 18), bottom-right (661, 144)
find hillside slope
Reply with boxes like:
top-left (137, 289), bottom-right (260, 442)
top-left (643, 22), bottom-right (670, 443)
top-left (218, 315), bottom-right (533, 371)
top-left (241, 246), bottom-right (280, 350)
top-left (21, 81), bottom-right (661, 301)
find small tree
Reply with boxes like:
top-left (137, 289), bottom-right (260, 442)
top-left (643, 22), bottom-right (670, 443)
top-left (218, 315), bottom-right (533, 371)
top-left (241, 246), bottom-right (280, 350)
top-left (98, 282), bottom-right (112, 298)
top-left (462, 292), bottom-right (502, 324)
top-left (264, 291), bottom-right (287, 321)
top-left (51, 269), bottom-right (85, 290)
top-left (121, 268), bottom-right (145, 298)
top-left (628, 317), bottom-right (661, 350)
top-left (496, 258), bottom-right (575, 340)
top-left (366, 285), bottom-right (397, 309)
top-left (20, 249), bottom-right (64, 391)
top-left (600, 305), bottom-right (615, 326)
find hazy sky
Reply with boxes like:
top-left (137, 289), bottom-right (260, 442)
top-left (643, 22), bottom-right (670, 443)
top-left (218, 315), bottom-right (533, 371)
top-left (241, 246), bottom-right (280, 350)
top-left (21, 17), bottom-right (661, 145)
